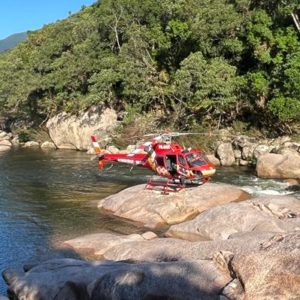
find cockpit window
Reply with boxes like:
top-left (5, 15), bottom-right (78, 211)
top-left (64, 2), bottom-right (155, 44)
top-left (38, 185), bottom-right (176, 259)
top-left (186, 153), bottom-right (206, 167)
top-left (178, 155), bottom-right (186, 165)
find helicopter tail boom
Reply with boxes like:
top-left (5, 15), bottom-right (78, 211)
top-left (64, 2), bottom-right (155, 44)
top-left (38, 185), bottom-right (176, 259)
top-left (91, 135), bottom-right (105, 169)
top-left (91, 135), bottom-right (102, 155)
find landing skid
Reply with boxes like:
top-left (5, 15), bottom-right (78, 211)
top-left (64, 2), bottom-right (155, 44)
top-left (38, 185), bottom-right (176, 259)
top-left (145, 176), bottom-right (185, 193)
top-left (145, 176), bottom-right (209, 193)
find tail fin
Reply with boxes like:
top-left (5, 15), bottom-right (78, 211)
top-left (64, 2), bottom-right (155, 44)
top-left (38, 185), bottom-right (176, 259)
top-left (91, 135), bottom-right (102, 154)
top-left (91, 135), bottom-right (105, 169)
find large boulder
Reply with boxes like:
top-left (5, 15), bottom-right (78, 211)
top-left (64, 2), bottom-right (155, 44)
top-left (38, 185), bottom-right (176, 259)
top-left (41, 141), bottom-right (56, 149)
top-left (257, 152), bottom-right (300, 179)
top-left (23, 141), bottom-right (39, 148)
top-left (216, 143), bottom-right (235, 166)
top-left (231, 232), bottom-right (300, 299)
top-left (241, 143), bottom-right (256, 161)
top-left (62, 232), bottom-right (300, 299)
top-left (207, 154), bottom-right (220, 166)
top-left (253, 144), bottom-right (271, 160)
top-left (166, 196), bottom-right (300, 241)
top-left (3, 258), bottom-right (232, 300)
top-left (0, 131), bottom-right (12, 151)
top-left (0, 139), bottom-right (12, 152)
top-left (46, 106), bottom-right (118, 150)
top-left (98, 183), bottom-right (250, 229)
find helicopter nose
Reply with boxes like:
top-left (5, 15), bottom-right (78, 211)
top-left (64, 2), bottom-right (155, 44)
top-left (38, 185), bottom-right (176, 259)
top-left (201, 167), bottom-right (216, 177)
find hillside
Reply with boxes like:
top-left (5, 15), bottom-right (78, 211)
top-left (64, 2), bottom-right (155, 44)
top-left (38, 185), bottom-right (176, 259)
top-left (0, 32), bottom-right (27, 53)
top-left (0, 0), bottom-right (299, 135)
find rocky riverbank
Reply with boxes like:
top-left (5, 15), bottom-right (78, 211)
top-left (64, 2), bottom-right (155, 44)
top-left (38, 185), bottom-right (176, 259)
top-left (2, 182), bottom-right (300, 299)
top-left (2, 105), bottom-right (300, 181)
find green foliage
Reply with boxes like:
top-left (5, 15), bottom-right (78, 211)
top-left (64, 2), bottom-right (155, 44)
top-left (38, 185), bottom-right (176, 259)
top-left (18, 131), bottom-right (30, 143)
top-left (0, 0), bottom-right (300, 133)
top-left (268, 97), bottom-right (300, 121)
top-left (174, 52), bottom-right (238, 123)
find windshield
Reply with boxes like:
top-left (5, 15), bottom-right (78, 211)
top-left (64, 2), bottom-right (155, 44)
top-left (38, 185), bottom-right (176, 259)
top-left (186, 153), bottom-right (207, 167)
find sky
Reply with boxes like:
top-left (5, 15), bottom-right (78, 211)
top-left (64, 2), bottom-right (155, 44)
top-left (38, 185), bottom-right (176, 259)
top-left (0, 0), bottom-right (96, 40)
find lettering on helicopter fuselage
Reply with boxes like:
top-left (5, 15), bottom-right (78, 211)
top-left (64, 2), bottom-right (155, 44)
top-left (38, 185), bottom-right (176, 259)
top-left (117, 158), bottom-right (143, 165)
top-left (158, 144), bottom-right (171, 150)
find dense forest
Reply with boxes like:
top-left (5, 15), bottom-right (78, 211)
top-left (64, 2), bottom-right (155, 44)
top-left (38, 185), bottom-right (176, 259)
top-left (0, 0), bottom-right (300, 135)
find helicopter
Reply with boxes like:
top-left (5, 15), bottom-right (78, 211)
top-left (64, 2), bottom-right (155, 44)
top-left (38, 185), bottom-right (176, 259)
top-left (91, 132), bottom-right (216, 189)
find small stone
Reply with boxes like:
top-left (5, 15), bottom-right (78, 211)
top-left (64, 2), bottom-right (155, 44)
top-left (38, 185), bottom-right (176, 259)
top-left (23, 141), bottom-right (39, 148)
top-left (41, 141), bottom-right (56, 149)
top-left (141, 231), bottom-right (157, 240)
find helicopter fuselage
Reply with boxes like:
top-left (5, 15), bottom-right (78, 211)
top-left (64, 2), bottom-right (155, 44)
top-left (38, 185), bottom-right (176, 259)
top-left (96, 141), bottom-right (216, 183)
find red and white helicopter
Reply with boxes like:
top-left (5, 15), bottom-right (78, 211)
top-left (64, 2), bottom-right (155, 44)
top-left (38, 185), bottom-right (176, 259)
top-left (91, 132), bottom-right (216, 189)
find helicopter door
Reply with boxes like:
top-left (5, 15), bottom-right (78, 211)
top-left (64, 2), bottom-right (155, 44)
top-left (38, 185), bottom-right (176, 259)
top-left (165, 155), bottom-right (177, 174)
top-left (155, 156), bottom-right (165, 167)
top-left (177, 155), bottom-right (189, 176)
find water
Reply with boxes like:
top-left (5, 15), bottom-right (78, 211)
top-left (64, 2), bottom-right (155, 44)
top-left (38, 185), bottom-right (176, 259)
top-left (214, 166), bottom-right (297, 197)
top-left (0, 148), bottom-right (150, 294)
top-left (0, 149), bottom-right (297, 294)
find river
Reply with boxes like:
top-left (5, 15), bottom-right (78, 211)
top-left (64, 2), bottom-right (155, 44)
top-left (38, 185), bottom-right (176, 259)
top-left (0, 148), bottom-right (296, 294)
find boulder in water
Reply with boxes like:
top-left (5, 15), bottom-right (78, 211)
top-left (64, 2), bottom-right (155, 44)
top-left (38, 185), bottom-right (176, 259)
top-left (98, 183), bottom-right (250, 229)
top-left (46, 106), bottom-right (118, 150)
top-left (257, 152), bottom-right (300, 179)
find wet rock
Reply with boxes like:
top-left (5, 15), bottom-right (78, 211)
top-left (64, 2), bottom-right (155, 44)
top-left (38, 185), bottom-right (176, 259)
top-left (257, 152), bottom-right (300, 179)
top-left (0, 131), bottom-right (11, 140)
top-left (216, 143), bottom-right (235, 166)
top-left (98, 183), bottom-right (250, 229)
top-left (166, 196), bottom-right (300, 241)
top-left (0, 139), bottom-right (12, 151)
top-left (23, 141), bottom-right (39, 148)
top-left (41, 141), bottom-right (56, 149)
top-left (2, 267), bottom-right (25, 286)
top-left (46, 106), bottom-right (118, 150)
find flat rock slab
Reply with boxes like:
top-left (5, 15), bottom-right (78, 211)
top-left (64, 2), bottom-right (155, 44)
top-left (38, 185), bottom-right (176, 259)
top-left (98, 183), bottom-right (250, 229)
top-left (63, 231), bottom-right (277, 262)
top-left (102, 232), bottom-right (279, 262)
top-left (166, 195), bottom-right (300, 241)
top-left (64, 232), bottom-right (148, 259)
